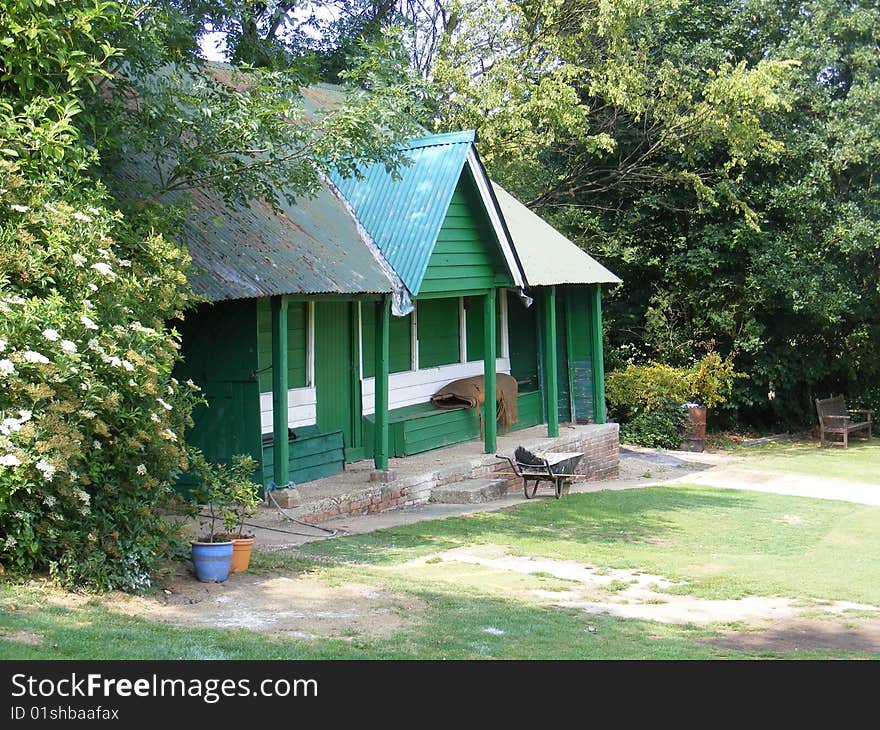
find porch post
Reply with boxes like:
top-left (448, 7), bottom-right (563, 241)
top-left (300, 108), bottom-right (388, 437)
top-left (271, 295), bottom-right (289, 486)
top-left (544, 286), bottom-right (559, 437)
top-left (483, 288), bottom-right (497, 453)
top-left (374, 295), bottom-right (390, 470)
top-left (590, 284), bottom-right (607, 424)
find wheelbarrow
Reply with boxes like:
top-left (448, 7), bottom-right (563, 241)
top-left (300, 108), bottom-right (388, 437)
top-left (495, 447), bottom-right (584, 499)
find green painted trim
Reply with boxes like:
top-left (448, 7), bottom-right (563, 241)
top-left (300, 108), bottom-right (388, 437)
top-left (535, 294), bottom-right (547, 422)
top-left (483, 288), bottom-right (497, 453)
top-left (411, 288), bottom-right (490, 300)
top-left (544, 287), bottom-right (559, 437)
top-left (374, 296), bottom-right (391, 470)
top-left (271, 295), bottom-right (289, 486)
top-left (590, 284), bottom-right (607, 424)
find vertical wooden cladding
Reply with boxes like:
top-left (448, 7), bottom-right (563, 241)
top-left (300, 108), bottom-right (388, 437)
top-left (361, 304), bottom-right (412, 377)
top-left (417, 297), bottom-right (460, 367)
top-left (507, 294), bottom-right (539, 391)
top-left (256, 298), bottom-right (308, 390)
top-left (314, 301), bottom-right (354, 449)
top-left (464, 294), bottom-right (503, 362)
top-left (174, 299), bottom-right (262, 487)
top-left (419, 167), bottom-right (513, 295)
top-left (565, 285), bottom-right (596, 424)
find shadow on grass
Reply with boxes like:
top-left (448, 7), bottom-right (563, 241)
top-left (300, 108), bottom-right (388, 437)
top-left (293, 486), bottom-right (757, 566)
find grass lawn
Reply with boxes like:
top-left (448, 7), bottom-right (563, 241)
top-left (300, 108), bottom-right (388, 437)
top-left (2, 484), bottom-right (879, 660)
top-left (730, 437), bottom-right (880, 484)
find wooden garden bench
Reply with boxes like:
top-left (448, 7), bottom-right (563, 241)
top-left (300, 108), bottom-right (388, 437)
top-left (815, 395), bottom-right (872, 448)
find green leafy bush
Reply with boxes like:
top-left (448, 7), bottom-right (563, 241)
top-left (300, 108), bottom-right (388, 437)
top-left (619, 398), bottom-right (688, 450)
top-left (607, 353), bottom-right (745, 448)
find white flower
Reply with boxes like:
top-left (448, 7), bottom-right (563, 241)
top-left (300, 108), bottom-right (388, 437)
top-left (75, 489), bottom-right (90, 504)
top-left (122, 360), bottom-right (134, 372)
top-left (72, 253), bottom-right (87, 266)
top-left (118, 259), bottom-right (131, 268)
top-left (108, 356), bottom-right (123, 368)
top-left (80, 315), bottom-right (99, 330)
top-left (1, 418), bottom-right (22, 435)
top-left (80, 410), bottom-right (96, 419)
top-left (161, 429), bottom-right (178, 442)
top-left (10, 204), bottom-right (29, 213)
top-left (60, 340), bottom-right (77, 353)
top-left (92, 439), bottom-right (102, 450)
top-left (4, 296), bottom-right (25, 305)
top-left (0, 454), bottom-right (22, 467)
top-left (90, 262), bottom-right (114, 277)
top-left (69, 470), bottom-right (79, 482)
top-left (129, 379), bottom-right (137, 387)
top-left (18, 410), bottom-right (31, 422)
top-left (87, 338), bottom-right (102, 352)
top-left (185, 379), bottom-right (199, 391)
top-left (42, 328), bottom-right (60, 341)
top-left (0, 359), bottom-right (15, 377)
top-left (43, 494), bottom-right (56, 507)
top-left (88, 283), bottom-right (98, 292)
top-left (136, 464), bottom-right (147, 476)
top-left (157, 398), bottom-right (173, 411)
top-left (23, 350), bottom-right (49, 364)
top-left (35, 460), bottom-right (56, 481)
top-left (0, 339), bottom-right (6, 352)
top-left (150, 413), bottom-right (161, 423)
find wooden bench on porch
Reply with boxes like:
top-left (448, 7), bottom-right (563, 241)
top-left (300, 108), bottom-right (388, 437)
top-left (815, 395), bottom-right (872, 448)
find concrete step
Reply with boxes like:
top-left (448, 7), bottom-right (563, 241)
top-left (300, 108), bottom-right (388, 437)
top-left (431, 478), bottom-right (508, 504)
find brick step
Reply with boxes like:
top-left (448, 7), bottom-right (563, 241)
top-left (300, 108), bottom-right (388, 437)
top-left (430, 478), bottom-right (508, 504)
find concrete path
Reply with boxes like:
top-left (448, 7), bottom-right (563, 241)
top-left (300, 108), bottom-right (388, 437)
top-left (246, 444), bottom-right (880, 550)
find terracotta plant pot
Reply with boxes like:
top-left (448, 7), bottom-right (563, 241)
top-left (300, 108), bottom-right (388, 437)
top-left (227, 534), bottom-right (255, 573)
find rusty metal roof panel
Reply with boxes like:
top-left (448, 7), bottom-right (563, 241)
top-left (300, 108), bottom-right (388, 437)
top-left (329, 131), bottom-right (475, 295)
top-left (112, 160), bottom-right (392, 301)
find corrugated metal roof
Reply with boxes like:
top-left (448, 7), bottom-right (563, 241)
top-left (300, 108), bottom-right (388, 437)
top-left (329, 131), bottom-right (476, 295)
top-left (111, 158), bottom-right (393, 301)
top-left (491, 182), bottom-right (622, 286)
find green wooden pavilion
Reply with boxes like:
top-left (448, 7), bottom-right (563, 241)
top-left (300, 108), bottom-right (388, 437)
top-left (173, 127), bottom-right (620, 489)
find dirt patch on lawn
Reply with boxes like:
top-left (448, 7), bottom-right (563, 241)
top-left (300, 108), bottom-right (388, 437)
top-left (406, 546), bottom-right (880, 655)
top-left (95, 566), bottom-right (425, 641)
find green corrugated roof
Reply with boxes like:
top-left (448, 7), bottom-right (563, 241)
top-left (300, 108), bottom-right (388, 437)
top-left (111, 158), bottom-right (392, 301)
top-left (329, 131), bottom-right (477, 295)
top-left (491, 182), bottom-right (622, 286)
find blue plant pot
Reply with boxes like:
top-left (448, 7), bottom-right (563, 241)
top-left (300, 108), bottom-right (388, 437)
top-left (190, 540), bottom-right (234, 582)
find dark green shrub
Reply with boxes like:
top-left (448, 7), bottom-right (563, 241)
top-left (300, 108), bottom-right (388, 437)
top-left (619, 398), bottom-right (688, 449)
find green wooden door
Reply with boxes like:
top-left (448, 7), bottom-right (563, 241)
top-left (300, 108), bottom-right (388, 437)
top-left (555, 303), bottom-right (572, 423)
top-left (174, 299), bottom-right (262, 492)
top-left (315, 301), bottom-right (355, 452)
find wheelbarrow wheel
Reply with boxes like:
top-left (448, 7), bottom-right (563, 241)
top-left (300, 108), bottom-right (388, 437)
top-left (523, 480), bottom-right (539, 499)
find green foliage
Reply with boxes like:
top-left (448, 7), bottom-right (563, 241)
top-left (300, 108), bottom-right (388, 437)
top-left (619, 398), bottom-right (688, 449)
top-left (186, 449), bottom-right (261, 541)
top-left (607, 353), bottom-right (744, 414)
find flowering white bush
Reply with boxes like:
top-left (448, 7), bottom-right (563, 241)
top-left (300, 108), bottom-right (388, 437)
top-left (0, 172), bottom-right (201, 590)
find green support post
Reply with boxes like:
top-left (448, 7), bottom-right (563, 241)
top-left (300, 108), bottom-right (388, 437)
top-left (483, 288), bottom-right (497, 453)
top-left (590, 284), bottom-right (607, 424)
top-left (374, 295), bottom-right (390, 470)
top-left (271, 295), bottom-right (289, 487)
top-left (544, 286), bottom-right (559, 437)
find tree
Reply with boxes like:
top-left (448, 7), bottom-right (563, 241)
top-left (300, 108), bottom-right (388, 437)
top-left (0, 0), bottom-right (422, 589)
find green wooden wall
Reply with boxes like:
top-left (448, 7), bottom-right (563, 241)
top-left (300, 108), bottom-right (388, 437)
top-left (361, 305), bottom-right (412, 377)
top-left (174, 299), bottom-right (263, 489)
top-left (419, 166), bottom-right (513, 295)
top-left (417, 297), bottom-right (460, 367)
top-left (508, 294), bottom-right (539, 392)
top-left (314, 301), bottom-right (355, 450)
top-left (261, 427), bottom-right (344, 487)
top-left (565, 285), bottom-right (595, 423)
top-left (256, 298), bottom-right (308, 392)
top-left (464, 294), bottom-right (502, 362)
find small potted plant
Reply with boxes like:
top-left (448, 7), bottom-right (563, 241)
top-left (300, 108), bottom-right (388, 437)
top-left (216, 454), bottom-right (261, 573)
top-left (186, 449), bottom-right (261, 581)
